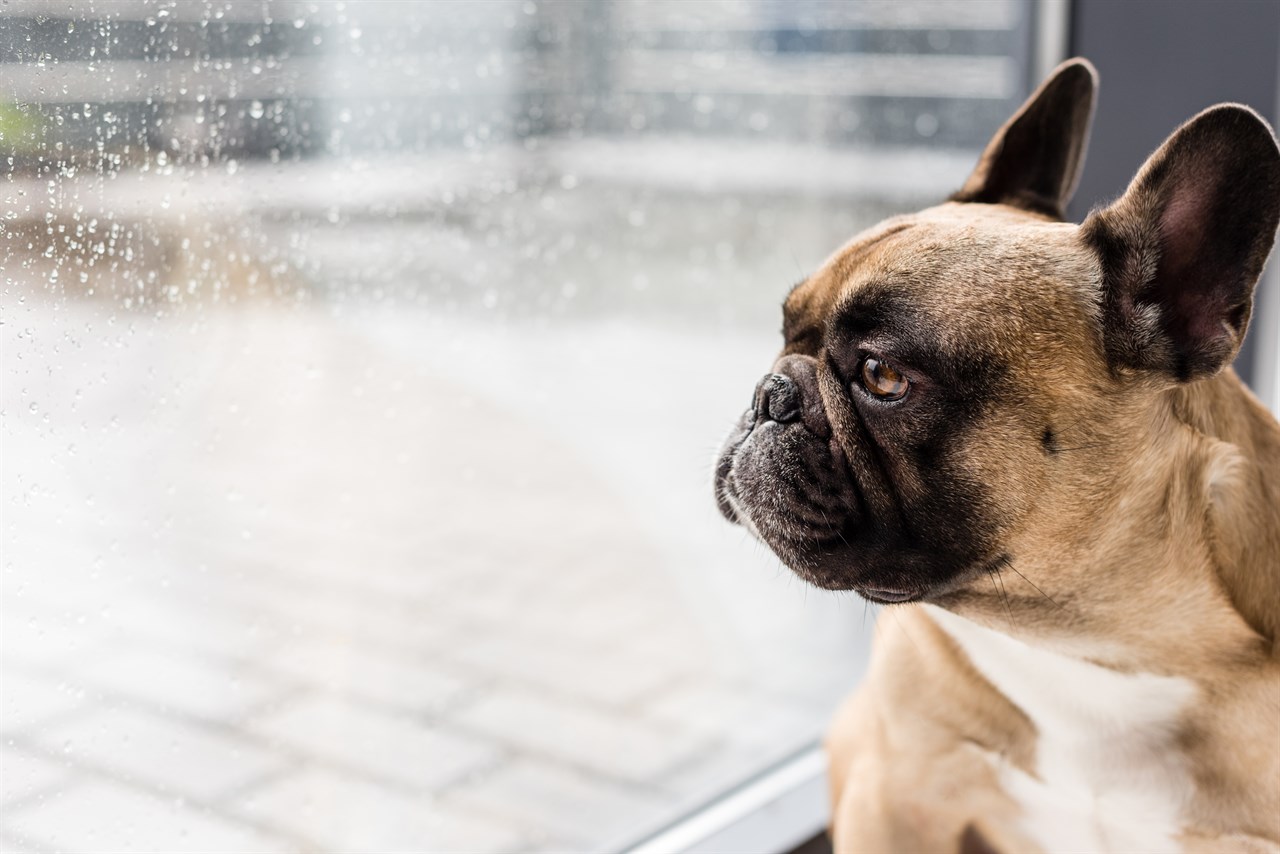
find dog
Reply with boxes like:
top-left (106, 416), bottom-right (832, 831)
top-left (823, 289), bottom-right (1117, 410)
top-left (714, 58), bottom-right (1280, 853)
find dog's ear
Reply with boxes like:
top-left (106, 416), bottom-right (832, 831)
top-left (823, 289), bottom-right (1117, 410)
top-left (1082, 105), bottom-right (1280, 381)
top-left (951, 58), bottom-right (1097, 219)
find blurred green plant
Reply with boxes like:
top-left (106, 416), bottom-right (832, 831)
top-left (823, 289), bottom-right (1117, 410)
top-left (0, 102), bottom-right (43, 154)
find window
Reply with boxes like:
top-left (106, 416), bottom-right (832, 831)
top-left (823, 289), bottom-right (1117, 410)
top-left (1, 2), bottom-right (1034, 850)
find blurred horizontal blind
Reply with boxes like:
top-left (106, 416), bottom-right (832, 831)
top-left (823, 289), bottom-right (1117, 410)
top-left (3, 0), bottom-right (1025, 161)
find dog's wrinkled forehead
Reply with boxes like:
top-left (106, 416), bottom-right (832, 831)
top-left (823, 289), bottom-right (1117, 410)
top-left (785, 204), bottom-right (1097, 364)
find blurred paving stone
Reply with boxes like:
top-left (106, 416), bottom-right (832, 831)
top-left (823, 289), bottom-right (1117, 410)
top-left (258, 638), bottom-right (473, 713)
top-left (440, 630), bottom-right (687, 708)
top-left (452, 688), bottom-right (707, 783)
top-left (85, 590), bottom-right (293, 666)
top-left (0, 748), bottom-right (69, 807)
top-left (1, 781), bottom-right (288, 853)
top-left (75, 647), bottom-right (285, 722)
top-left (249, 695), bottom-right (500, 792)
top-left (641, 684), bottom-right (825, 747)
top-left (0, 671), bottom-right (87, 734)
top-left (2, 300), bottom-right (872, 850)
top-left (442, 758), bottom-right (671, 846)
top-left (238, 768), bottom-right (527, 853)
top-left (30, 707), bottom-right (288, 802)
top-left (209, 580), bottom-right (463, 654)
top-left (0, 606), bottom-right (108, 672)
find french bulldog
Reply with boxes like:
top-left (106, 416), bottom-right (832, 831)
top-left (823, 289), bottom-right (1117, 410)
top-left (714, 59), bottom-right (1280, 853)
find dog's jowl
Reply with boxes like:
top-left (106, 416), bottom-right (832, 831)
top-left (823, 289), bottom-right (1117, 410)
top-left (715, 59), bottom-right (1280, 853)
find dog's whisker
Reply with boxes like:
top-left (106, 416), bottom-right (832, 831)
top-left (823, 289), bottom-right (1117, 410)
top-left (1004, 560), bottom-right (1067, 612)
top-left (987, 563), bottom-right (1015, 631)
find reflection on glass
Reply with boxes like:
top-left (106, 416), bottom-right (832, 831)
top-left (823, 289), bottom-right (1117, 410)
top-left (1, 1), bottom-right (1029, 850)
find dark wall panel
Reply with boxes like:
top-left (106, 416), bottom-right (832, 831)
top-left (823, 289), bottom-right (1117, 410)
top-left (1068, 0), bottom-right (1278, 216)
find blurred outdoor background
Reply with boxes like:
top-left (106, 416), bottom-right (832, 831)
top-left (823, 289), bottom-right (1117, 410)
top-left (2, 1), bottom-right (1042, 851)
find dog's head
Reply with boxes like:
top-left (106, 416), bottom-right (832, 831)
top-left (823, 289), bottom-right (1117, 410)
top-left (714, 59), bottom-right (1280, 606)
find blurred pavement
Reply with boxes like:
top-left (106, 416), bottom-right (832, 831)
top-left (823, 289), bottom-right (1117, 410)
top-left (1, 296), bottom-right (873, 852)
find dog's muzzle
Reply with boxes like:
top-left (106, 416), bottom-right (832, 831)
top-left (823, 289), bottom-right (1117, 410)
top-left (715, 371), bottom-right (801, 521)
top-left (715, 355), bottom-right (1003, 604)
top-left (714, 355), bottom-right (866, 587)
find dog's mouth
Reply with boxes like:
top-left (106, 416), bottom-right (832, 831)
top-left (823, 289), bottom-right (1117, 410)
top-left (715, 409), bottom-right (872, 590)
top-left (716, 420), bottom-right (855, 530)
top-left (857, 586), bottom-right (923, 604)
top-left (714, 382), bottom-right (999, 604)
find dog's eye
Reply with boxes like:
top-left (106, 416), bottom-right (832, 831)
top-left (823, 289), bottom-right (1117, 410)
top-left (859, 357), bottom-right (909, 401)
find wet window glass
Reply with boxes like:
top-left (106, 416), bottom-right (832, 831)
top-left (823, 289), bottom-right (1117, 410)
top-left (2, 1), bottom-right (1032, 850)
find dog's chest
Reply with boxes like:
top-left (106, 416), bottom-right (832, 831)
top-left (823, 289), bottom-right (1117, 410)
top-left (923, 605), bottom-right (1197, 853)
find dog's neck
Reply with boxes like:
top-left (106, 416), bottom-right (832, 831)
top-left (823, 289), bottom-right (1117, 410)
top-left (945, 369), bottom-right (1280, 673)
top-left (1168, 369), bottom-right (1280, 650)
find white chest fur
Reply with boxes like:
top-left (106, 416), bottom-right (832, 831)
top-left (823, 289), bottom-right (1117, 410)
top-left (923, 604), bottom-right (1197, 853)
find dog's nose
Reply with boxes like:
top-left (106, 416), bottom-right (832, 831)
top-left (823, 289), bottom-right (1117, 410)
top-left (754, 373), bottom-right (801, 424)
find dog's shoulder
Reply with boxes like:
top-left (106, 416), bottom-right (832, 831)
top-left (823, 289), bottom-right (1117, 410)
top-left (826, 606), bottom-right (1040, 853)
top-left (828, 606), bottom-right (1280, 852)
